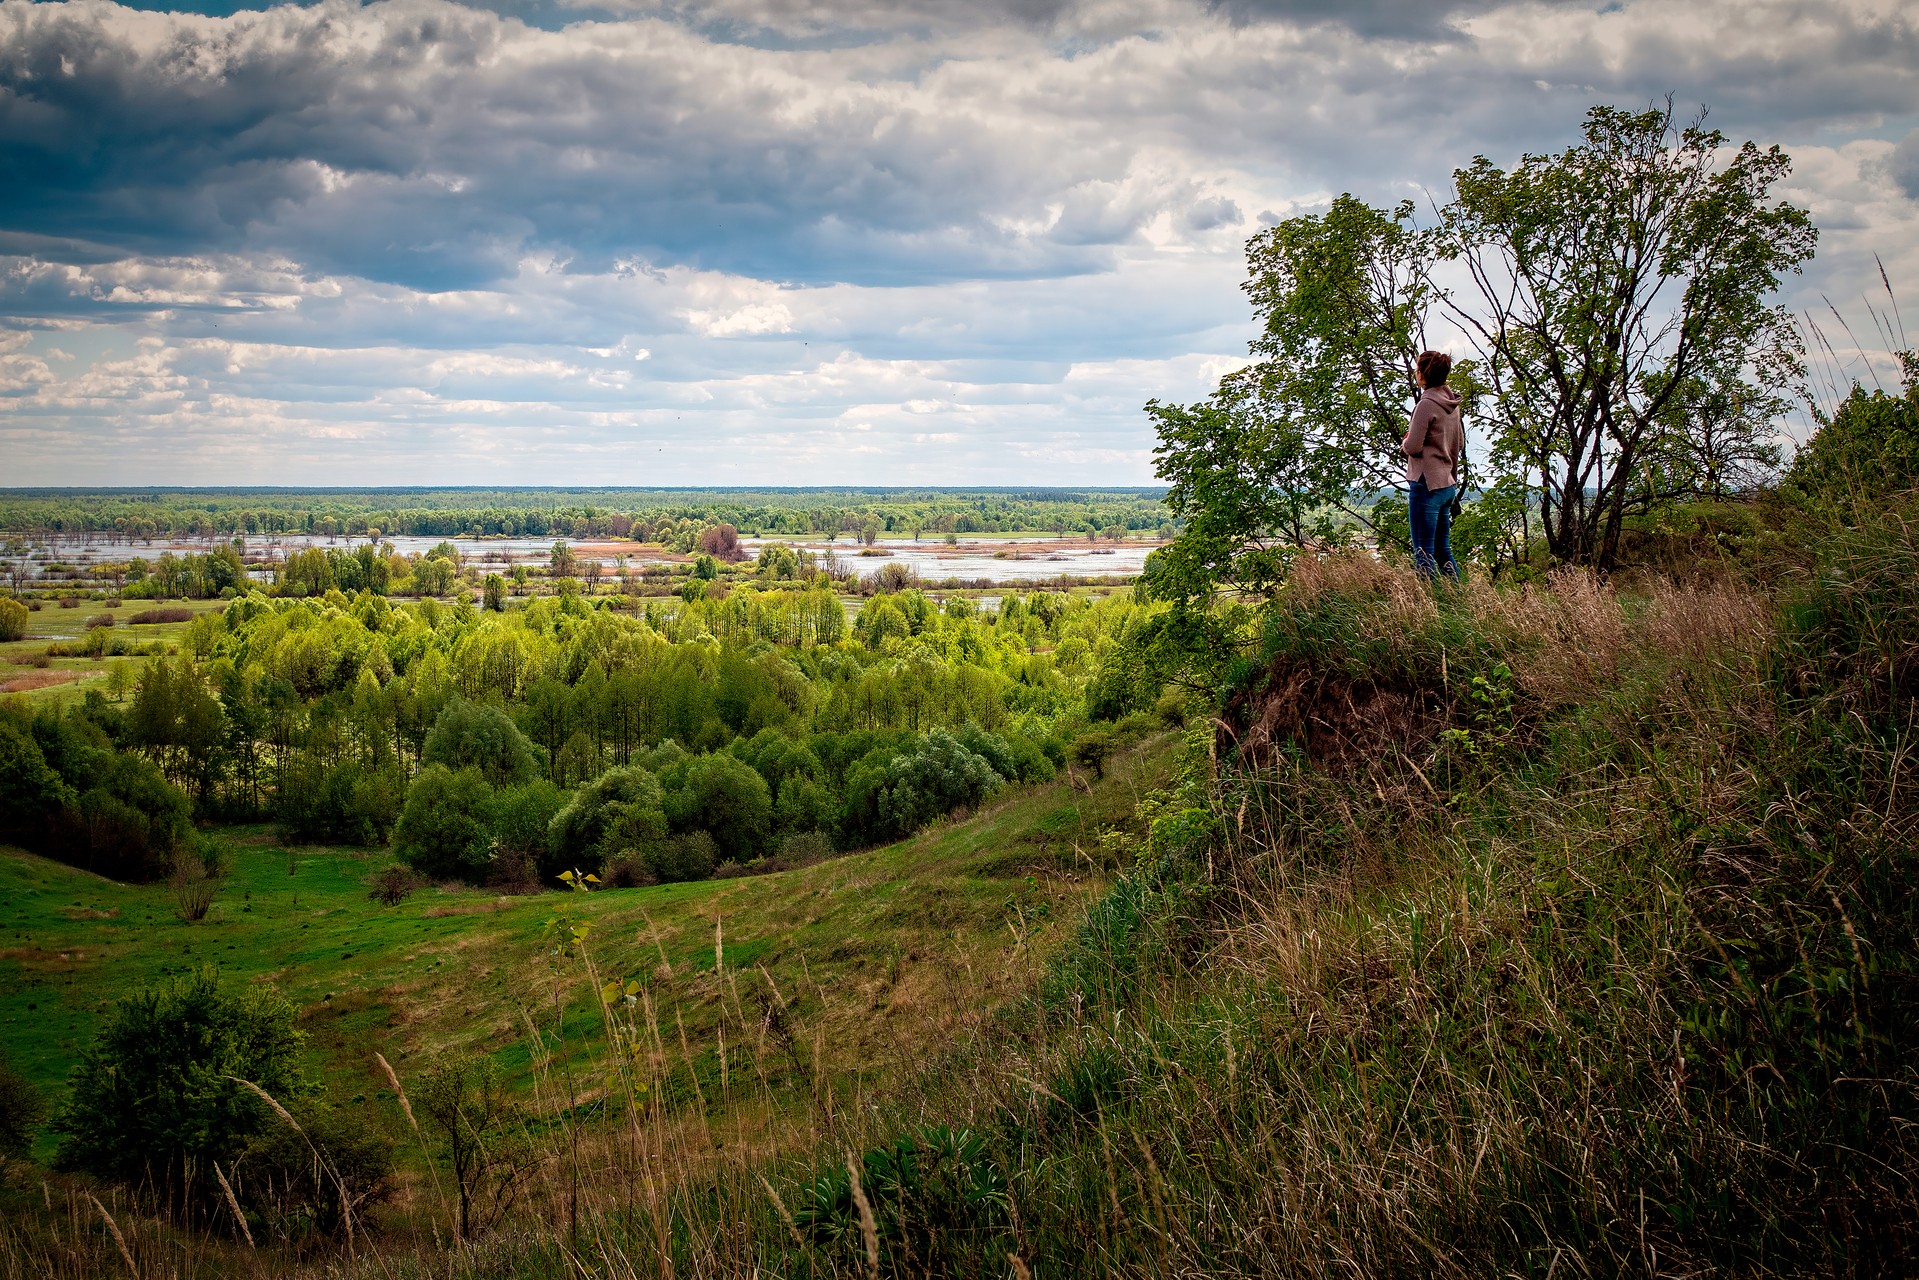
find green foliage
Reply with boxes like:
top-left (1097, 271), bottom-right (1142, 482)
top-left (278, 758), bottom-right (404, 846)
top-left (870, 729), bottom-right (1004, 838)
top-left (416, 1054), bottom-right (535, 1241)
top-left (422, 698), bottom-right (541, 786)
top-left (792, 1125), bottom-right (1010, 1277)
top-left (0, 595), bottom-right (26, 641)
top-left (1783, 367), bottom-right (1919, 513)
top-left (1447, 102), bottom-right (1815, 567)
top-left (0, 486), bottom-right (1170, 545)
top-left (1069, 727), bottom-right (1115, 779)
top-left (546, 765), bottom-right (668, 878)
top-left (0, 714), bottom-right (74, 843)
top-left (3, 705), bottom-right (193, 881)
top-left (0, 1050), bottom-right (46, 1169)
top-left (660, 752), bottom-right (773, 862)
top-left (1152, 103), bottom-right (1815, 589)
top-left (393, 765), bottom-right (497, 881)
top-left (54, 968), bottom-right (308, 1210)
top-left (232, 1102), bottom-right (395, 1240)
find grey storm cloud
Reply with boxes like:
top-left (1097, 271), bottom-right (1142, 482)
top-left (0, 0), bottom-right (1141, 290)
top-left (4, 0), bottom-right (1917, 303)
top-left (3, 0), bottom-right (1918, 485)
top-left (1895, 128), bottom-right (1919, 201)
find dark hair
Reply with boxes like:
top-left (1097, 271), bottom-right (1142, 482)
top-left (1417, 350), bottom-right (1452, 389)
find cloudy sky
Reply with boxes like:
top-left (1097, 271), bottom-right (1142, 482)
top-left (2, 0), bottom-right (1915, 486)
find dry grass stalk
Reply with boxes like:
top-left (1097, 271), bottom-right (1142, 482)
top-left (373, 1053), bottom-right (417, 1136)
top-left (85, 1193), bottom-right (138, 1277)
top-left (212, 1163), bottom-right (254, 1249)
top-left (846, 1152), bottom-right (881, 1279)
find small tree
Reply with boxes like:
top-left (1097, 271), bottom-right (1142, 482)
top-left (1070, 729), bottom-right (1115, 781)
top-left (0, 1050), bottom-right (46, 1177)
top-left (1445, 101), bottom-right (1815, 567)
top-left (422, 698), bottom-right (539, 786)
top-left (393, 765), bottom-right (496, 882)
top-left (0, 595), bottom-right (27, 642)
top-left (55, 968), bottom-right (308, 1214)
top-left (416, 1055), bottom-right (540, 1240)
top-left (697, 524), bottom-right (746, 562)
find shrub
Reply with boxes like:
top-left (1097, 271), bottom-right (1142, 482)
top-left (422, 698), bottom-right (540, 786)
top-left (231, 1102), bottom-right (394, 1240)
top-left (171, 862), bottom-right (217, 922)
top-left (955, 723), bottom-right (1054, 784)
top-left (415, 1055), bottom-right (539, 1240)
top-left (393, 765), bottom-right (496, 882)
top-left (1783, 371), bottom-right (1919, 513)
top-left (547, 765), bottom-right (667, 879)
top-left (1069, 727), bottom-right (1115, 779)
top-left (775, 828), bottom-right (835, 867)
top-left (660, 752), bottom-right (773, 861)
top-left (0, 1050), bottom-right (46, 1172)
top-left (647, 829), bottom-right (718, 883)
top-left (369, 863), bottom-right (427, 905)
top-left (55, 968), bottom-right (308, 1213)
top-left (696, 523), bottom-right (746, 561)
top-left (278, 759), bottom-right (404, 847)
top-left (128, 607), bottom-right (193, 625)
top-left (792, 1126), bottom-right (1010, 1275)
top-left (875, 730), bottom-right (1003, 837)
top-left (84, 613), bottom-right (115, 630)
top-left (0, 716), bottom-right (74, 846)
top-left (601, 849), bottom-right (659, 888)
top-left (488, 779), bottom-right (565, 864)
top-left (0, 596), bottom-right (29, 641)
top-left (56, 751), bottom-right (194, 881)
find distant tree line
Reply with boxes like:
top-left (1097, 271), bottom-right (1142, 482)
top-left (0, 488), bottom-right (1174, 543)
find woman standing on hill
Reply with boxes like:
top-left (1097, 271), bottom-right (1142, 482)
top-left (1402, 350), bottom-right (1466, 580)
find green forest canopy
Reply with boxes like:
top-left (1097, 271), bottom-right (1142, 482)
top-left (0, 487), bottom-right (1173, 540)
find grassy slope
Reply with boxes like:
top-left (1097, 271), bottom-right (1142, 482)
top-left (0, 732), bottom-right (1178, 1157)
top-left (0, 598), bottom-right (224, 706)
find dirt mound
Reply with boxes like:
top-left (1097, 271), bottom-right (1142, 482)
top-left (1220, 657), bottom-right (1448, 774)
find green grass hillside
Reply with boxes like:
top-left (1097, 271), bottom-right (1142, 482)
top-left (1, 732), bottom-right (1177, 1161)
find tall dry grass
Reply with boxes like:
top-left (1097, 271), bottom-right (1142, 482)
top-left (6, 541), bottom-right (1913, 1279)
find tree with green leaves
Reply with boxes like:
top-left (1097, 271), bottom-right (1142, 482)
top-left (415, 1055), bottom-right (539, 1240)
top-left (421, 698), bottom-right (540, 786)
top-left (1444, 101), bottom-right (1815, 567)
top-left (392, 765), bottom-right (497, 881)
top-left (55, 968), bottom-right (309, 1214)
top-left (1147, 101), bottom-right (1815, 585)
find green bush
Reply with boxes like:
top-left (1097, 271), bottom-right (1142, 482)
top-left (393, 765), bottom-right (497, 881)
top-left (874, 729), bottom-right (1003, 837)
top-left (489, 779), bottom-right (566, 864)
top-left (231, 1102), bottom-right (394, 1240)
top-left (279, 759), bottom-right (404, 846)
top-left (661, 752), bottom-right (773, 861)
top-left (1783, 369), bottom-right (1919, 513)
top-left (0, 595), bottom-right (26, 642)
top-left (647, 829), bottom-right (719, 883)
top-left (0, 1050), bottom-right (47, 1171)
top-left (792, 1125), bottom-right (1010, 1277)
top-left (546, 765), bottom-right (667, 879)
top-left (422, 698), bottom-right (540, 786)
top-left (55, 968), bottom-right (308, 1213)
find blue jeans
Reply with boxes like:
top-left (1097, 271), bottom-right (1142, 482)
top-left (1409, 479), bottom-right (1457, 580)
